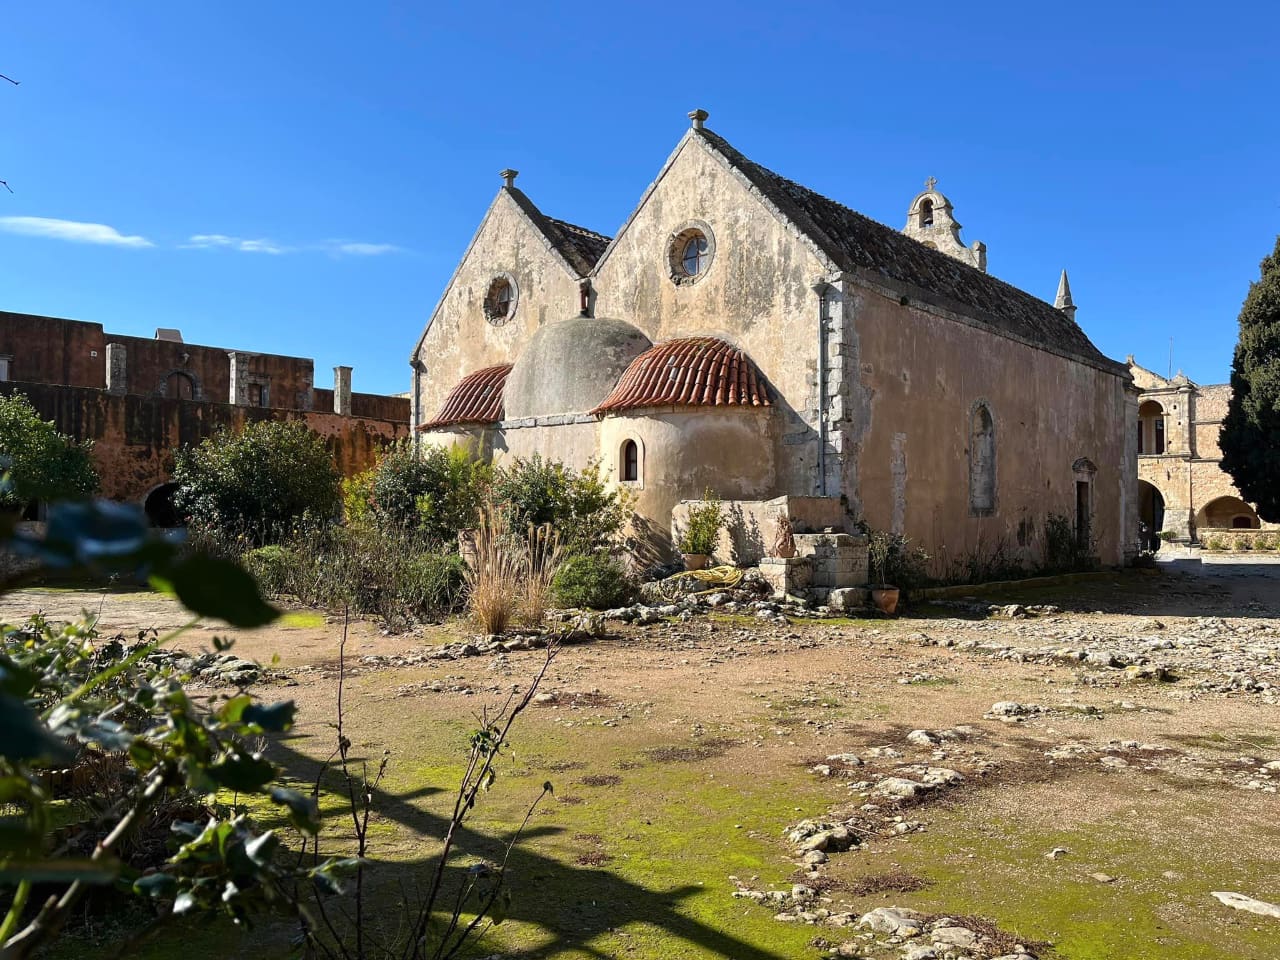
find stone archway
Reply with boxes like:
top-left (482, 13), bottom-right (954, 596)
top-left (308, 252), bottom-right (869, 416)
top-left (143, 482), bottom-right (183, 528)
top-left (1196, 496), bottom-right (1260, 532)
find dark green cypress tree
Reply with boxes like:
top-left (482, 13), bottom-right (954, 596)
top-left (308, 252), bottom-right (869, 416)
top-left (1220, 235), bottom-right (1280, 522)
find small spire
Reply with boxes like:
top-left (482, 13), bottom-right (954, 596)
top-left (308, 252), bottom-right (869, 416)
top-left (1055, 269), bottom-right (1077, 321)
top-left (688, 108), bottom-right (709, 130)
top-left (500, 168), bottom-right (519, 188)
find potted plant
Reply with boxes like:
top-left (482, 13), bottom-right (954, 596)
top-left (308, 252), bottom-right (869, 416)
top-left (868, 530), bottom-right (900, 615)
top-left (679, 491), bottom-right (724, 571)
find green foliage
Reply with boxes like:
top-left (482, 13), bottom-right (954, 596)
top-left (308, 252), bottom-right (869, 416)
top-left (1158, 529), bottom-right (1178, 542)
top-left (236, 521), bottom-right (464, 627)
top-left (172, 420), bottom-right (340, 543)
top-left (552, 552), bottom-right (637, 609)
top-left (363, 441), bottom-right (490, 545)
top-left (492, 454), bottom-right (631, 555)
top-left (1043, 512), bottom-right (1095, 572)
top-left (677, 491), bottom-right (724, 556)
top-left (866, 530), bottom-right (931, 588)
top-left (1221, 235), bottom-right (1280, 523)
top-left (1204, 534), bottom-right (1227, 551)
top-left (0, 393), bottom-right (98, 513)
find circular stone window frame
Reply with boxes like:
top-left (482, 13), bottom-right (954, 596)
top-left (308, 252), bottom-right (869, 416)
top-left (483, 272), bottom-right (519, 326)
top-left (666, 220), bottom-right (716, 286)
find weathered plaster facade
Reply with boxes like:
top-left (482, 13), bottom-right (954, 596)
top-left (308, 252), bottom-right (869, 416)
top-left (1128, 359), bottom-right (1276, 541)
top-left (413, 113), bottom-right (1135, 569)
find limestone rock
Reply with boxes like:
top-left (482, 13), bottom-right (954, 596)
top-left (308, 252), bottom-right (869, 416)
top-left (1211, 891), bottom-right (1280, 919)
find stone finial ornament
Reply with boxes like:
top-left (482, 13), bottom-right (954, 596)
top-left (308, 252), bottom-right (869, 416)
top-left (688, 109), bottom-right (709, 129)
top-left (1055, 270), bottom-right (1077, 323)
top-left (500, 169), bottom-right (519, 188)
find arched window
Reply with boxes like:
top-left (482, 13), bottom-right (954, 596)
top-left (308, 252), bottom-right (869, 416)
top-left (1138, 399), bottom-right (1166, 454)
top-left (969, 404), bottom-right (996, 515)
top-left (919, 198), bottom-right (934, 228)
top-left (620, 439), bottom-right (639, 483)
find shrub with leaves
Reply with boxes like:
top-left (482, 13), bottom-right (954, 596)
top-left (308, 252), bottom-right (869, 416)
top-left (0, 393), bottom-right (99, 513)
top-left (677, 491), bottom-right (724, 556)
top-left (1042, 512), bottom-right (1094, 572)
top-left (360, 441), bottom-right (490, 545)
top-left (172, 420), bottom-right (340, 544)
top-left (491, 455), bottom-right (630, 555)
top-left (0, 500), bottom-right (348, 957)
top-left (551, 552), bottom-right (637, 610)
top-left (463, 502), bottom-right (525, 636)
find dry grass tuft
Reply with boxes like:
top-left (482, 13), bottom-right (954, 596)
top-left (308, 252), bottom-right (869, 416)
top-left (519, 522), bottom-right (563, 628)
top-left (463, 500), bottom-right (524, 635)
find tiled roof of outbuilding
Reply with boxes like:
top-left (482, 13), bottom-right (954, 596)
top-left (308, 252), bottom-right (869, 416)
top-left (695, 129), bottom-right (1113, 368)
top-left (420, 363), bottom-right (511, 431)
top-left (592, 337), bottom-right (771, 415)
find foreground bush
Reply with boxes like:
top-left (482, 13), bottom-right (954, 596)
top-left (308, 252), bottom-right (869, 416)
top-left (349, 441), bottom-right (490, 545)
top-left (552, 552), bottom-right (637, 609)
top-left (243, 523), bottom-right (465, 627)
top-left (492, 454), bottom-right (630, 555)
top-left (0, 393), bottom-right (99, 513)
top-left (172, 420), bottom-right (340, 542)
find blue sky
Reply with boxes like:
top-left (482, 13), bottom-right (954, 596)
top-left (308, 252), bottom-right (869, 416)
top-left (3, 1), bottom-right (1277, 395)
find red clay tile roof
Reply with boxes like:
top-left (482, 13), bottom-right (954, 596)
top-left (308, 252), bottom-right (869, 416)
top-left (591, 337), bottom-right (771, 415)
top-left (420, 363), bottom-right (511, 430)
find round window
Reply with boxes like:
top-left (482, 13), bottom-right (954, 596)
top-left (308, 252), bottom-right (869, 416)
top-left (484, 275), bottom-right (517, 325)
top-left (667, 222), bottom-right (715, 285)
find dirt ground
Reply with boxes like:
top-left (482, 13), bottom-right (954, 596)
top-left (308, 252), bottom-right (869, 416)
top-left (8, 566), bottom-right (1279, 960)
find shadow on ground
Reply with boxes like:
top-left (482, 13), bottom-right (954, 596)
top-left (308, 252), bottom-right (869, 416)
top-left (268, 735), bottom-right (790, 960)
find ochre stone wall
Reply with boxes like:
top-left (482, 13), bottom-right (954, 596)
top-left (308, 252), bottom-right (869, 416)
top-left (1, 381), bottom-right (407, 503)
top-left (0, 311), bottom-right (107, 388)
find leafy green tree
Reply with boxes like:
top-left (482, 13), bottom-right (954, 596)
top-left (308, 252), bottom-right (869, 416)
top-left (0, 394), bottom-right (98, 512)
top-left (358, 441), bottom-right (490, 544)
top-left (1221, 235), bottom-right (1280, 522)
top-left (172, 420), bottom-right (340, 541)
top-left (491, 454), bottom-right (631, 555)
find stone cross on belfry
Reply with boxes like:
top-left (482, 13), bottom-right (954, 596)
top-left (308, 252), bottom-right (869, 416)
top-left (925, 176), bottom-right (937, 191)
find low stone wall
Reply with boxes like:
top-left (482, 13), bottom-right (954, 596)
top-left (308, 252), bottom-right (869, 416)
top-left (1198, 528), bottom-right (1280, 551)
top-left (672, 494), bottom-right (851, 566)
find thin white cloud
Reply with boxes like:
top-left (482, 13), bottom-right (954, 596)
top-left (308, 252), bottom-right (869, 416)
top-left (331, 241), bottom-right (401, 256)
top-left (183, 234), bottom-right (289, 254)
top-left (0, 216), bottom-right (153, 248)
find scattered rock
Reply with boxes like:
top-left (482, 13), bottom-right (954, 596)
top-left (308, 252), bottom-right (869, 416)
top-left (1211, 891), bottom-right (1280, 919)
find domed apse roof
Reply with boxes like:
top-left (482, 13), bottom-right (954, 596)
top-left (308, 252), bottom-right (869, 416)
top-left (591, 336), bottom-right (771, 415)
top-left (504, 316), bottom-right (652, 419)
top-left (419, 363), bottom-right (511, 430)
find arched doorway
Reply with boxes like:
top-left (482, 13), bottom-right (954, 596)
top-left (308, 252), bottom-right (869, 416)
top-left (1138, 480), bottom-right (1165, 551)
top-left (1197, 496), bottom-right (1260, 532)
top-left (143, 482), bottom-right (183, 528)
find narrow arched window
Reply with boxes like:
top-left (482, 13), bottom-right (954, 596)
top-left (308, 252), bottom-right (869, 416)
top-left (969, 404), bottom-right (995, 515)
top-left (919, 198), bottom-right (934, 228)
top-left (621, 439), bottom-right (639, 482)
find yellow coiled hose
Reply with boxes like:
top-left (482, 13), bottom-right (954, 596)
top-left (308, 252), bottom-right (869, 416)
top-left (658, 565), bottom-right (744, 600)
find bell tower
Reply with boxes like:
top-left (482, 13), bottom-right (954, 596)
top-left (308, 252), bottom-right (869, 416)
top-left (902, 177), bottom-right (987, 272)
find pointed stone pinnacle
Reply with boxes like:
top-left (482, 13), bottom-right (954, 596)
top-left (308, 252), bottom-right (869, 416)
top-left (1055, 269), bottom-right (1074, 310)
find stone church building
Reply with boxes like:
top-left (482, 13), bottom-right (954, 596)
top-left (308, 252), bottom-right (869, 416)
top-left (1128, 359), bottom-right (1277, 542)
top-left (411, 111), bottom-right (1137, 572)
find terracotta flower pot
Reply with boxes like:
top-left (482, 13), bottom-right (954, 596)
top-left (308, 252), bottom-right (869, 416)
top-left (871, 586), bottom-right (900, 615)
top-left (682, 553), bottom-right (710, 572)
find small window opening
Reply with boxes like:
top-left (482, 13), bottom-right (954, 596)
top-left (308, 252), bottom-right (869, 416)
top-left (919, 198), bottom-right (934, 228)
top-left (484, 276), bottom-right (516, 324)
top-left (621, 439), bottom-right (639, 482)
top-left (1154, 417), bottom-right (1165, 454)
top-left (0, 357), bottom-right (11, 382)
top-left (681, 235), bottom-right (708, 277)
top-left (248, 383), bottom-right (265, 407)
top-left (1231, 516), bottom-right (1253, 529)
